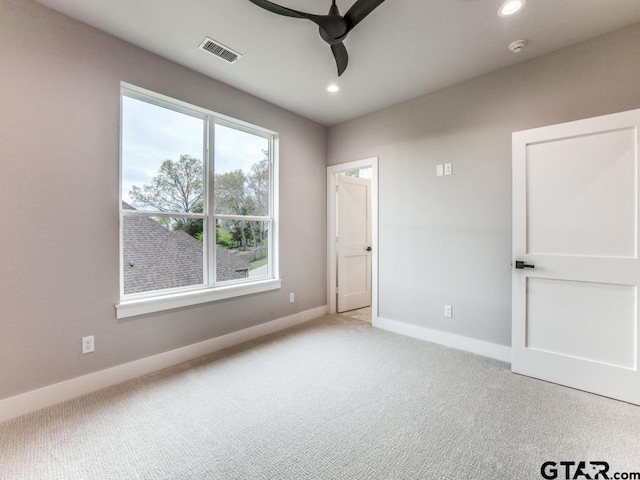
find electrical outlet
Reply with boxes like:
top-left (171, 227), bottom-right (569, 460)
top-left (444, 305), bottom-right (452, 318)
top-left (444, 163), bottom-right (452, 176)
top-left (289, 292), bottom-right (295, 303)
top-left (82, 335), bottom-right (95, 354)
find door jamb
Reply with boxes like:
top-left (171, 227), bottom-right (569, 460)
top-left (327, 157), bottom-right (379, 319)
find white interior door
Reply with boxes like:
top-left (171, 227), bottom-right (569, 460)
top-left (337, 175), bottom-right (372, 313)
top-left (512, 108), bottom-right (640, 405)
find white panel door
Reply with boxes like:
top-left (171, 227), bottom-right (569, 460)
top-left (512, 109), bottom-right (640, 405)
top-left (337, 175), bottom-right (372, 313)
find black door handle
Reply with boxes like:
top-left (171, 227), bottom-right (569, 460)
top-left (515, 260), bottom-right (534, 269)
top-left (366, 246), bottom-right (372, 252)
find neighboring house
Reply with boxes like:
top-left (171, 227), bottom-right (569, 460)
top-left (122, 203), bottom-right (250, 295)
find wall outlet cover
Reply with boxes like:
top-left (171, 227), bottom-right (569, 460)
top-left (82, 335), bottom-right (95, 354)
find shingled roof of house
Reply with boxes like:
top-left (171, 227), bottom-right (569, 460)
top-left (122, 203), bottom-right (250, 295)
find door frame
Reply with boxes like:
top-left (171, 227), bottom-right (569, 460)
top-left (327, 157), bottom-right (379, 318)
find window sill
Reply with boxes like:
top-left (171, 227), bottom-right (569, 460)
top-left (116, 279), bottom-right (282, 319)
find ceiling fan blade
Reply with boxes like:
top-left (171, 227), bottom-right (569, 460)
top-left (247, 0), bottom-right (323, 22)
top-left (344, 0), bottom-right (386, 31)
top-left (331, 42), bottom-right (349, 77)
top-left (248, 0), bottom-right (341, 48)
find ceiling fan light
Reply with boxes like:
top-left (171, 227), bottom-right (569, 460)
top-left (327, 84), bottom-right (340, 93)
top-left (499, 0), bottom-right (526, 17)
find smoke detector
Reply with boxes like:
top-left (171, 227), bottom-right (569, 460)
top-left (508, 40), bottom-right (527, 53)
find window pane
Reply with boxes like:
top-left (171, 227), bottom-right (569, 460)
top-left (214, 124), bottom-right (270, 216)
top-left (122, 96), bottom-right (204, 214)
top-left (216, 219), bottom-right (269, 282)
top-left (123, 214), bottom-right (204, 295)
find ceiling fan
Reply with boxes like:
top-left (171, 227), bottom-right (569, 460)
top-left (247, 0), bottom-right (387, 76)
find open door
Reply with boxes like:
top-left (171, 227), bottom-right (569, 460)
top-left (337, 174), bottom-right (372, 313)
top-left (512, 108), bottom-right (640, 405)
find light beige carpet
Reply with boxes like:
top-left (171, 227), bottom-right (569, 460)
top-left (1, 315), bottom-right (639, 479)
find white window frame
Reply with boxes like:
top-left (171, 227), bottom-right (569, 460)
top-left (116, 83), bottom-right (280, 319)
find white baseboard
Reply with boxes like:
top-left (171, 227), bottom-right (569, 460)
top-left (0, 305), bottom-right (327, 423)
top-left (373, 316), bottom-right (511, 363)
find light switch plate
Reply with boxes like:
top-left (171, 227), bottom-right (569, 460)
top-left (436, 164), bottom-right (444, 177)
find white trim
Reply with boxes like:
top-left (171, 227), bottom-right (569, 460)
top-left (116, 279), bottom-right (282, 319)
top-left (373, 317), bottom-right (511, 363)
top-left (0, 305), bottom-right (327, 423)
top-left (327, 158), bottom-right (379, 319)
top-left (271, 136), bottom-right (280, 280)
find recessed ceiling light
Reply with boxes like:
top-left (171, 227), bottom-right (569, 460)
top-left (498, 0), bottom-right (526, 17)
top-left (326, 84), bottom-right (340, 93)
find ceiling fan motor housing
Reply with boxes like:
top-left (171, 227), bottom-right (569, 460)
top-left (319, 19), bottom-right (349, 44)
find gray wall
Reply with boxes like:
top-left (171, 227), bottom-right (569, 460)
top-left (328, 23), bottom-right (640, 347)
top-left (0, 0), bottom-right (326, 399)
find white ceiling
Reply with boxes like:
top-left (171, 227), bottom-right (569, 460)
top-left (34, 0), bottom-right (640, 126)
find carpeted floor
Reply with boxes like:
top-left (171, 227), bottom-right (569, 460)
top-left (1, 315), bottom-right (639, 479)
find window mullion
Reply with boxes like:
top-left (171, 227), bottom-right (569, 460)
top-left (207, 116), bottom-right (216, 286)
top-left (214, 214), bottom-right (270, 222)
top-left (121, 211), bottom-right (206, 219)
